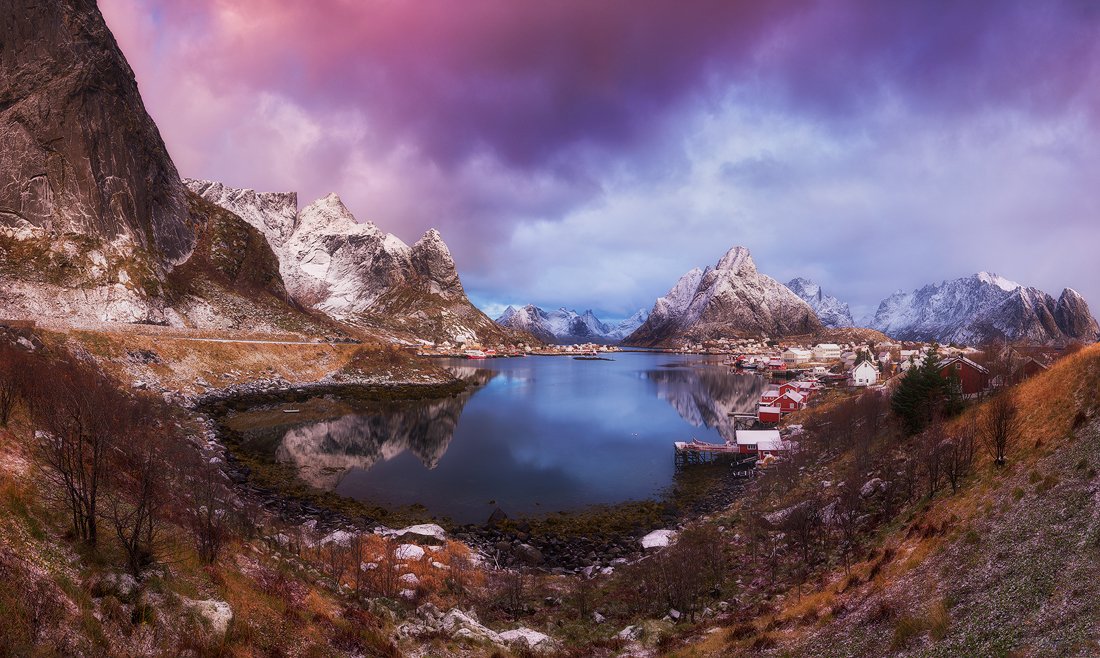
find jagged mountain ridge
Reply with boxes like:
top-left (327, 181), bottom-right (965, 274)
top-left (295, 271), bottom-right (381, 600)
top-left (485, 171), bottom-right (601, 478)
top-left (625, 246), bottom-right (823, 346)
top-left (786, 277), bottom-right (854, 328)
top-left (187, 180), bottom-right (526, 345)
top-left (870, 272), bottom-right (1099, 345)
top-left (494, 305), bottom-right (649, 344)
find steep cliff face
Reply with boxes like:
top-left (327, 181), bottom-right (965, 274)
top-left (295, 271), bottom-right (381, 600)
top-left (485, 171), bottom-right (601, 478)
top-left (625, 246), bottom-right (822, 346)
top-left (0, 0), bottom-right (194, 264)
top-left (1055, 288), bottom-right (1100, 341)
top-left (870, 273), bottom-right (1099, 345)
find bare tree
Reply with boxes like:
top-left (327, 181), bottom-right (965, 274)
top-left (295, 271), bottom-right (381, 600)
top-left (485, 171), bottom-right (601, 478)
top-left (103, 398), bottom-right (176, 575)
top-left (981, 392), bottom-right (1020, 466)
top-left (919, 421), bottom-right (946, 498)
top-left (28, 358), bottom-right (128, 546)
top-left (834, 479), bottom-right (865, 574)
top-left (179, 450), bottom-right (232, 564)
top-left (942, 419), bottom-right (977, 494)
top-left (0, 343), bottom-right (28, 426)
top-left (349, 532), bottom-right (366, 596)
top-left (782, 496), bottom-right (822, 599)
top-left (324, 540), bottom-right (350, 586)
top-left (370, 536), bottom-right (399, 598)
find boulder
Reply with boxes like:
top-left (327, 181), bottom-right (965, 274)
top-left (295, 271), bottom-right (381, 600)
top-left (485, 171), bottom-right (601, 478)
top-left (513, 543), bottom-right (545, 566)
top-left (499, 628), bottom-right (555, 652)
top-left (182, 598), bottom-right (233, 637)
top-left (395, 544), bottom-right (426, 561)
top-left (640, 529), bottom-right (676, 550)
top-left (391, 523), bottom-right (447, 545)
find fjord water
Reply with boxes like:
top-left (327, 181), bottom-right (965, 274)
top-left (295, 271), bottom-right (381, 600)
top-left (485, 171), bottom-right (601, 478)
top-left (277, 353), bottom-right (765, 523)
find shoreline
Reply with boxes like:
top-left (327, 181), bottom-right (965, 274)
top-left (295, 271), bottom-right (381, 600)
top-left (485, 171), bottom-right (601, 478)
top-left (196, 379), bottom-right (752, 571)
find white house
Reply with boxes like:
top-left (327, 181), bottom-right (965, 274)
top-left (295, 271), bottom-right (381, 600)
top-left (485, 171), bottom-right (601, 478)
top-left (850, 360), bottom-right (878, 387)
top-left (782, 348), bottom-right (813, 365)
top-left (735, 429), bottom-right (793, 455)
top-left (813, 343), bottom-right (842, 361)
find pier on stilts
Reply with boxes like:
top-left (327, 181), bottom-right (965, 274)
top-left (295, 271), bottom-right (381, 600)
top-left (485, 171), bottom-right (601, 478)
top-left (673, 439), bottom-right (758, 475)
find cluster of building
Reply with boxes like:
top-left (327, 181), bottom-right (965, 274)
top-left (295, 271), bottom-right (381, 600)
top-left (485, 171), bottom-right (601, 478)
top-left (756, 379), bottom-right (821, 423)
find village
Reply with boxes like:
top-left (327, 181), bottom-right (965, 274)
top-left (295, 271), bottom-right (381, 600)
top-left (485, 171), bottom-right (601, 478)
top-left (673, 336), bottom-right (1063, 467)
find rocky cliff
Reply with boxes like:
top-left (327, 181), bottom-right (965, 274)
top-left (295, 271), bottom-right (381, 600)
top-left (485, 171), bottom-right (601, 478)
top-left (625, 246), bottom-right (823, 346)
top-left (0, 0), bottom-right (194, 264)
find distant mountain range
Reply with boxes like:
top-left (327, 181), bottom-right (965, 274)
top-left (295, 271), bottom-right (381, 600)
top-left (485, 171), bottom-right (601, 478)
top-left (868, 272), bottom-right (1099, 345)
top-left (495, 305), bottom-right (649, 345)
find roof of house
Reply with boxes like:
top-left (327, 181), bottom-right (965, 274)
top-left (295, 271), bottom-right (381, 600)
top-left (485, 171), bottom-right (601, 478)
top-left (938, 355), bottom-right (990, 374)
top-left (780, 390), bottom-right (806, 403)
top-left (735, 429), bottom-right (781, 444)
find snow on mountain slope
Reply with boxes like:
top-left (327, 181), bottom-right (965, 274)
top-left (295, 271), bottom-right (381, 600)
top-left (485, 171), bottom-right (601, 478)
top-left (870, 272), bottom-right (1099, 345)
top-left (186, 180), bottom-right (526, 345)
top-left (495, 305), bottom-right (648, 344)
top-left (786, 277), bottom-right (855, 328)
top-left (625, 246), bottom-right (822, 346)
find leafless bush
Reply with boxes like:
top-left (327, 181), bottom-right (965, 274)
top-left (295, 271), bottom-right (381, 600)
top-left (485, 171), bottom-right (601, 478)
top-left (981, 392), bottom-right (1020, 466)
top-left (177, 450), bottom-right (232, 565)
top-left (0, 342), bottom-right (29, 426)
top-left (368, 536), bottom-right (399, 598)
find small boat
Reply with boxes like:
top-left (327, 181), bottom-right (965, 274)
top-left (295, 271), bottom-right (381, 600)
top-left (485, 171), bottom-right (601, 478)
top-left (283, 409), bottom-right (300, 414)
top-left (465, 349), bottom-right (488, 359)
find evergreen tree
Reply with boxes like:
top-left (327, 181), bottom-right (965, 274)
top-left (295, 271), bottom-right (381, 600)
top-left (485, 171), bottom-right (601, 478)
top-left (891, 346), bottom-right (950, 434)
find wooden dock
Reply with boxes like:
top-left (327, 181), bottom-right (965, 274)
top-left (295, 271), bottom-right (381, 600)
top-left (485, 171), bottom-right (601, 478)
top-left (674, 439), bottom-right (751, 464)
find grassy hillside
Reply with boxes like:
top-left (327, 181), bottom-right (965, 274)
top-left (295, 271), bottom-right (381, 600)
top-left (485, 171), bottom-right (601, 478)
top-left (678, 343), bottom-right (1100, 657)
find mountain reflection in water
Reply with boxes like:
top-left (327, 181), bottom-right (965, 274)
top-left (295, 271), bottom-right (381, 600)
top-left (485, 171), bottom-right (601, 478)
top-left (274, 368), bottom-right (496, 490)
top-left (262, 353), bottom-right (764, 523)
top-left (645, 365), bottom-right (766, 443)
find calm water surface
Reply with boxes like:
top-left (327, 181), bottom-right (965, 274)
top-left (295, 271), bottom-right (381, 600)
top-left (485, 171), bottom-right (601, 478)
top-left (269, 353), bottom-right (765, 523)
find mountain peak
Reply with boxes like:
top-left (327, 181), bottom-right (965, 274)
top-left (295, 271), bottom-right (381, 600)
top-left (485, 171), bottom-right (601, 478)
top-left (298, 193), bottom-right (363, 234)
top-left (716, 246), bottom-right (756, 274)
top-left (975, 271), bottom-right (1021, 292)
top-left (626, 248), bottom-right (822, 346)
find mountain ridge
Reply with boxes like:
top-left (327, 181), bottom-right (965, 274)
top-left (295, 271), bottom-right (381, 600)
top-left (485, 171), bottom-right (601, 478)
top-left (187, 179), bottom-right (527, 346)
top-left (870, 271), bottom-right (1099, 345)
top-left (495, 305), bottom-right (648, 344)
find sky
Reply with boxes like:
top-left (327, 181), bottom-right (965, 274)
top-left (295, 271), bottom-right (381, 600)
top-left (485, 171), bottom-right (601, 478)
top-left (100, 0), bottom-right (1100, 323)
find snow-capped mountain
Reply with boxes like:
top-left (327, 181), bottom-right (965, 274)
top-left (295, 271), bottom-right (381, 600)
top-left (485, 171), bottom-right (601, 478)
top-left (186, 180), bottom-right (526, 345)
top-left (786, 278), bottom-right (854, 328)
top-left (624, 246), bottom-right (823, 346)
top-left (870, 272), bottom-right (1099, 345)
top-left (495, 305), bottom-right (649, 344)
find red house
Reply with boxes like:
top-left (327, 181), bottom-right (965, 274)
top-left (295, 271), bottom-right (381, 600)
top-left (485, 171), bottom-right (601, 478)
top-left (757, 405), bottom-right (782, 423)
top-left (938, 356), bottom-right (990, 396)
top-left (774, 390), bottom-right (806, 413)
